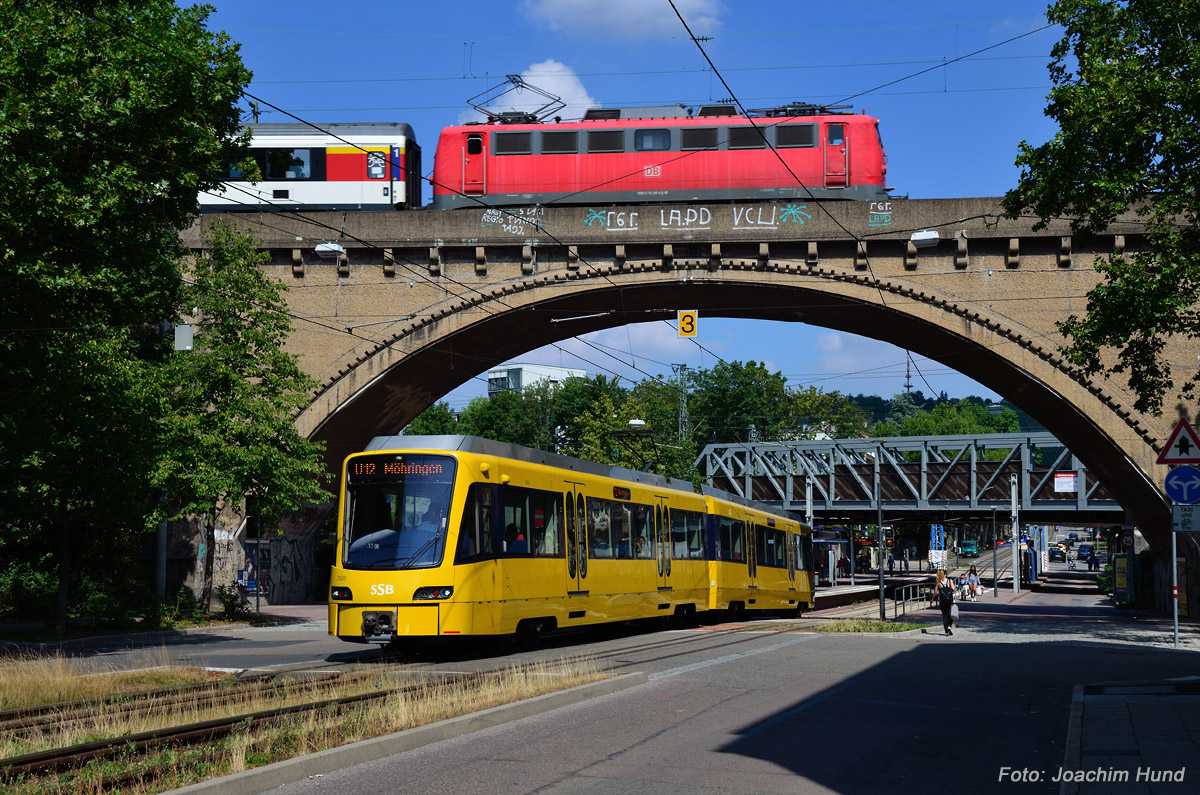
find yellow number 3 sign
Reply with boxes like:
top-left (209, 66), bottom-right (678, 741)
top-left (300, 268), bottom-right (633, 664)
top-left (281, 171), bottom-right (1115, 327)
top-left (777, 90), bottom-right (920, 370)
top-left (677, 310), bottom-right (698, 337)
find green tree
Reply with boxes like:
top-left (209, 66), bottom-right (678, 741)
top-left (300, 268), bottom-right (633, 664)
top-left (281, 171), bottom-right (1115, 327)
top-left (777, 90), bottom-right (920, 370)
top-left (404, 402), bottom-right (460, 435)
top-left (689, 361), bottom-right (791, 444)
top-left (551, 375), bottom-right (628, 455)
top-left (1003, 0), bottom-right (1200, 414)
top-left (458, 391), bottom-right (531, 445)
top-left (155, 222), bottom-right (331, 610)
top-left (0, 0), bottom-right (251, 627)
top-left (790, 386), bottom-right (868, 439)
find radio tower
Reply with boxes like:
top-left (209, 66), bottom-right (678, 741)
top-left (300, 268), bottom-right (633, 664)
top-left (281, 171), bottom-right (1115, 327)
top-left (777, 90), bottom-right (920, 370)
top-left (903, 352), bottom-right (914, 393)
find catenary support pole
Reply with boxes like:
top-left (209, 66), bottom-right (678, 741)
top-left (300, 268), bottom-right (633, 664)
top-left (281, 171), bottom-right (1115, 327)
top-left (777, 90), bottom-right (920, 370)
top-left (1011, 473), bottom-right (1020, 594)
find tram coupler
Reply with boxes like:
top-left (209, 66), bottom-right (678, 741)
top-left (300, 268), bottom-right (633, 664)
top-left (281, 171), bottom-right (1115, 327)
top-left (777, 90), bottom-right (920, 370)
top-left (362, 610), bottom-right (397, 644)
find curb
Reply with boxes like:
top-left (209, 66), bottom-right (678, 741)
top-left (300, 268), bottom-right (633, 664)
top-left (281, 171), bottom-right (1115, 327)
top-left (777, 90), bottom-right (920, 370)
top-left (167, 671), bottom-right (649, 794)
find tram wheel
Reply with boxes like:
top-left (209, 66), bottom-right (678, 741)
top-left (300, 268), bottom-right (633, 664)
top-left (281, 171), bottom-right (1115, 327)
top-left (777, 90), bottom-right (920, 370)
top-left (515, 618), bottom-right (548, 650)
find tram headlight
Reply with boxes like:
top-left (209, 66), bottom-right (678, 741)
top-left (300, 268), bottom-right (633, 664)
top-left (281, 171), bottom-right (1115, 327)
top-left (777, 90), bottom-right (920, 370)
top-left (412, 586), bottom-right (453, 600)
top-left (330, 587), bottom-right (353, 600)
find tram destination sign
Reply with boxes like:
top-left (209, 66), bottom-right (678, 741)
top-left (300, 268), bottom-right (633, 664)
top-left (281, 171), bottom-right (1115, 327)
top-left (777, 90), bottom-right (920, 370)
top-left (1172, 504), bottom-right (1200, 533)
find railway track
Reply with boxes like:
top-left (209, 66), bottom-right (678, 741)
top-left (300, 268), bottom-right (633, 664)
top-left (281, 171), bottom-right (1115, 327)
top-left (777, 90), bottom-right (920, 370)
top-left (0, 618), bottom-right (814, 791)
top-left (0, 670), bottom-right (483, 789)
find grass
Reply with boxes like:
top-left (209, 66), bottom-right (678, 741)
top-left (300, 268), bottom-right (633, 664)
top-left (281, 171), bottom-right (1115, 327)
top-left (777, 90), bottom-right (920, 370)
top-left (0, 655), bottom-right (607, 794)
top-left (804, 619), bottom-right (928, 633)
top-left (0, 647), bottom-right (227, 711)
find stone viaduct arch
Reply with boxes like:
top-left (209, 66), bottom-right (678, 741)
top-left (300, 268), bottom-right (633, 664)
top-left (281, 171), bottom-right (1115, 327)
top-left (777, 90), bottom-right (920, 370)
top-left (186, 197), bottom-right (1192, 554)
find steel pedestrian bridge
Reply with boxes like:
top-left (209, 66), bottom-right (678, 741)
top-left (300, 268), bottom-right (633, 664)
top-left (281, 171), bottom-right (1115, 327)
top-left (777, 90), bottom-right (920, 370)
top-left (700, 432), bottom-right (1122, 524)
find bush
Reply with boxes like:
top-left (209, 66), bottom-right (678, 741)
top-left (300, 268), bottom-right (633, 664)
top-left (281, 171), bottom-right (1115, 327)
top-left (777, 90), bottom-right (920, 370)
top-left (215, 584), bottom-right (250, 621)
top-left (0, 560), bottom-right (58, 619)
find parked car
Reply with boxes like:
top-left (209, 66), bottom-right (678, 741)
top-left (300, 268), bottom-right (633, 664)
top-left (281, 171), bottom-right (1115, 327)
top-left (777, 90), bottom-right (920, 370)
top-left (1076, 543), bottom-right (1093, 560)
top-left (1049, 546), bottom-right (1066, 562)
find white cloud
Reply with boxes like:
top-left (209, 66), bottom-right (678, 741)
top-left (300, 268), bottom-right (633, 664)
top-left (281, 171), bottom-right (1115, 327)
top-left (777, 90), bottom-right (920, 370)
top-left (459, 60), bottom-right (598, 123)
top-left (521, 0), bottom-right (722, 38)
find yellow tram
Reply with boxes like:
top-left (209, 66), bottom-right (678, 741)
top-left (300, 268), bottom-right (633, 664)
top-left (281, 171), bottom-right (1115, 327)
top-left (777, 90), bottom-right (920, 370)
top-left (328, 436), bottom-right (815, 646)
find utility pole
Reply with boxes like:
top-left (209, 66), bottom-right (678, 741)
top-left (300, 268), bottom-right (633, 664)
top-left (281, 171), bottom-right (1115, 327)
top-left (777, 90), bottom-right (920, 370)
top-left (672, 363), bottom-right (690, 442)
top-left (1011, 473), bottom-right (1020, 594)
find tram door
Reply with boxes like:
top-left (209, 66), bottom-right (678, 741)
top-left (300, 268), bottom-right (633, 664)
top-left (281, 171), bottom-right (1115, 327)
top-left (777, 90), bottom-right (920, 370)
top-left (564, 482), bottom-right (588, 595)
top-left (746, 521), bottom-right (759, 592)
top-left (823, 122), bottom-right (847, 187)
top-left (461, 132), bottom-right (486, 195)
top-left (654, 498), bottom-right (672, 590)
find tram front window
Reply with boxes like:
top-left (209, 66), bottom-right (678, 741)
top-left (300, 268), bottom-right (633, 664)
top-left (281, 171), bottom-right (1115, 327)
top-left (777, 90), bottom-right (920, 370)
top-left (342, 454), bottom-right (457, 569)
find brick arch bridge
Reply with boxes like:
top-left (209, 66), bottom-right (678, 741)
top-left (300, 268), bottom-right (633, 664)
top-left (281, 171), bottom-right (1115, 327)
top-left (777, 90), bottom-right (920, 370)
top-left (186, 197), bottom-right (1192, 552)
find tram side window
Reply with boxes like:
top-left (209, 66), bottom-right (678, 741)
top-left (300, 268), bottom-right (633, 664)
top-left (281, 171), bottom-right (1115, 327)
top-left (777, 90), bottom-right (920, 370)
top-left (455, 483), bottom-right (494, 563)
top-left (589, 497), bottom-right (632, 558)
top-left (718, 518), bottom-right (745, 562)
top-left (630, 503), bottom-right (653, 559)
top-left (757, 526), bottom-right (786, 568)
top-left (501, 486), bottom-right (565, 557)
top-left (671, 508), bottom-right (704, 559)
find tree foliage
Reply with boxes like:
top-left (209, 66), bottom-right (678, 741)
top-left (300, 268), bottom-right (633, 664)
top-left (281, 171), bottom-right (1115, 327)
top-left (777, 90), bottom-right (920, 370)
top-left (155, 222), bottom-right (332, 608)
top-left (1003, 0), bottom-right (1200, 414)
top-left (0, 0), bottom-right (252, 624)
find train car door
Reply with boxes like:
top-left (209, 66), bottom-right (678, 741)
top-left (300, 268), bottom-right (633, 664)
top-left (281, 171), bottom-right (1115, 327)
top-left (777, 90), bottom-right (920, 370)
top-left (746, 520), bottom-right (759, 595)
top-left (564, 482), bottom-right (588, 594)
top-left (654, 498), bottom-right (673, 590)
top-left (461, 132), bottom-right (486, 195)
top-left (823, 122), bottom-right (847, 187)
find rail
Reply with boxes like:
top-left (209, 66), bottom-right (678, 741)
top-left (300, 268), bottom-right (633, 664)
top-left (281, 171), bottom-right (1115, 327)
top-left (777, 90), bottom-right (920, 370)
top-left (891, 578), bottom-right (935, 620)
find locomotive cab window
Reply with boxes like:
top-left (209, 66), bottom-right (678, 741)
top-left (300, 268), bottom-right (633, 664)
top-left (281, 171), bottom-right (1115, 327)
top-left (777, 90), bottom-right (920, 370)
top-left (776, 124), bottom-right (816, 148)
top-left (466, 134), bottom-right (484, 155)
top-left (587, 130), bottom-right (624, 153)
top-left (827, 124), bottom-right (845, 146)
top-left (634, 129), bottom-right (670, 151)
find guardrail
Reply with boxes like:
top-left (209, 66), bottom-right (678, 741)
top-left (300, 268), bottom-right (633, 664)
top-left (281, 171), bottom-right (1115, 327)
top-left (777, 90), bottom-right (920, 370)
top-left (891, 579), bottom-right (935, 620)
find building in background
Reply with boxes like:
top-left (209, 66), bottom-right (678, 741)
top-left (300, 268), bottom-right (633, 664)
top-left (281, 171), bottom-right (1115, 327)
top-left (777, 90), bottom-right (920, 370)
top-left (487, 363), bottom-right (585, 397)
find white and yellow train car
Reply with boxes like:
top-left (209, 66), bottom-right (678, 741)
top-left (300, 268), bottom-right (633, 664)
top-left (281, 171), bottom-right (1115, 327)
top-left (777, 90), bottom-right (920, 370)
top-left (328, 436), bottom-right (814, 647)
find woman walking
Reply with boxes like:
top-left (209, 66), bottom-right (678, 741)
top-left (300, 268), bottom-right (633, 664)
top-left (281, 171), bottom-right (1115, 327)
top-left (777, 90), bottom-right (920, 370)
top-left (935, 568), bottom-right (955, 635)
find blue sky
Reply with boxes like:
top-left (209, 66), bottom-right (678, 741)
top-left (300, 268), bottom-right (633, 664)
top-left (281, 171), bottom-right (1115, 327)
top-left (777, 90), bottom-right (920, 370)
top-left (205, 0), bottom-right (1062, 410)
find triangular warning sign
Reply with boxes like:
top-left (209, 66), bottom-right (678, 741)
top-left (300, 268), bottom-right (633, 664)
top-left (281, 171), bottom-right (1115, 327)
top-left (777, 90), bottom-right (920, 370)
top-left (1157, 418), bottom-right (1200, 464)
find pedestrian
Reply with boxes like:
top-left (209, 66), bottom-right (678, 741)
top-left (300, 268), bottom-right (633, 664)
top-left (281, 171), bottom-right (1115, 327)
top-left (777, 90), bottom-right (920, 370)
top-left (935, 568), bottom-right (955, 636)
top-left (966, 565), bottom-right (980, 601)
top-left (887, 553), bottom-right (895, 575)
top-left (1088, 549), bottom-right (1097, 571)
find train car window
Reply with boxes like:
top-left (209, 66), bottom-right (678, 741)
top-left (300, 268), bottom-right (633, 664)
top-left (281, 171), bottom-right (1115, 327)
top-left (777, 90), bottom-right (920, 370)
top-left (670, 508), bottom-right (704, 559)
top-left (727, 127), bottom-right (767, 149)
top-left (264, 148), bottom-right (313, 180)
top-left (541, 131), bottom-right (578, 154)
top-left (587, 130), bottom-right (624, 153)
top-left (718, 517), bottom-right (745, 562)
top-left (587, 497), bottom-right (613, 558)
top-left (776, 124), bottom-right (816, 148)
top-left (466, 134), bottom-right (483, 155)
top-left (455, 483), bottom-right (495, 564)
top-left (367, 151), bottom-right (387, 180)
top-left (757, 526), bottom-right (786, 568)
top-left (827, 124), bottom-right (845, 146)
top-left (500, 486), bottom-right (565, 557)
top-left (681, 128), bottom-right (718, 150)
top-left (634, 129), bottom-right (670, 151)
top-left (631, 504), bottom-right (653, 559)
top-left (494, 132), bottom-right (531, 155)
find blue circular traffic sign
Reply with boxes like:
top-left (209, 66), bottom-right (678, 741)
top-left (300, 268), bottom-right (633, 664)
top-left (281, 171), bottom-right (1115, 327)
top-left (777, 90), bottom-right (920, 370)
top-left (1165, 464), bottom-right (1200, 504)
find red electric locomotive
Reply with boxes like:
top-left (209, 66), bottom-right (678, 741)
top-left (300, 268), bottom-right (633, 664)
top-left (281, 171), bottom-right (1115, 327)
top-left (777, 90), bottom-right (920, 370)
top-left (430, 103), bottom-right (888, 210)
